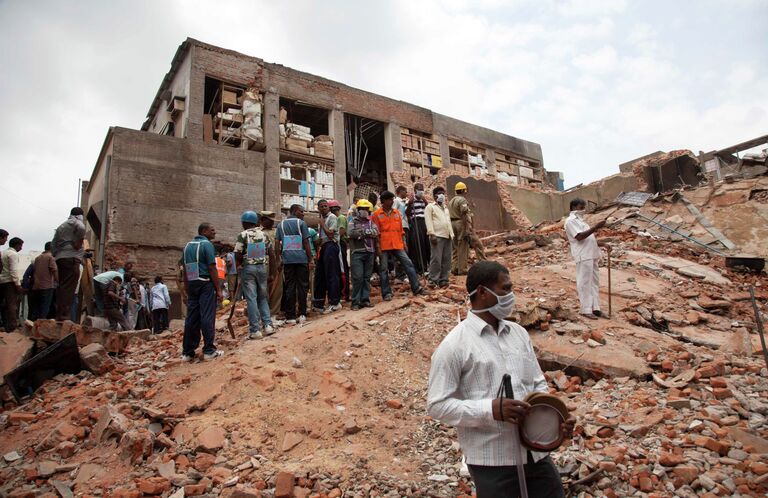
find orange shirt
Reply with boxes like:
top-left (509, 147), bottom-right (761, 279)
top-left (373, 207), bottom-right (405, 251)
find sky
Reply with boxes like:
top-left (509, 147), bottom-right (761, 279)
top-left (1, 0), bottom-right (766, 252)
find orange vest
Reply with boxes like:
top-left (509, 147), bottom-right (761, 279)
top-left (372, 207), bottom-right (405, 251)
top-left (215, 257), bottom-right (226, 280)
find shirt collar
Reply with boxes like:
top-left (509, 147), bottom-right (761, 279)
top-left (193, 235), bottom-right (208, 241)
top-left (465, 311), bottom-right (511, 335)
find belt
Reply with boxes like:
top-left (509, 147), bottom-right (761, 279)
top-left (451, 218), bottom-right (461, 221)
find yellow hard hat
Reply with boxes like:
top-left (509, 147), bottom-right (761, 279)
top-left (356, 199), bottom-right (374, 210)
top-left (455, 181), bottom-right (467, 192)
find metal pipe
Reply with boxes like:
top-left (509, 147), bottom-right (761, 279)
top-left (633, 213), bottom-right (726, 256)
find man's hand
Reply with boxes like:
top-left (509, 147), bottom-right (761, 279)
top-left (593, 219), bottom-right (607, 230)
top-left (561, 414), bottom-right (577, 439)
top-left (492, 398), bottom-right (531, 424)
top-left (429, 234), bottom-right (437, 245)
top-left (216, 289), bottom-right (223, 301)
top-left (15, 284), bottom-right (24, 294)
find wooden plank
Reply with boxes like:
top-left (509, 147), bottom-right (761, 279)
top-left (203, 115), bottom-right (214, 143)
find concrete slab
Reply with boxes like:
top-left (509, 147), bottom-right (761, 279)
top-left (623, 251), bottom-right (731, 285)
top-left (0, 332), bottom-right (34, 383)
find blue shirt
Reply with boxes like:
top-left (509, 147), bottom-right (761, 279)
top-left (276, 217), bottom-right (311, 265)
top-left (183, 235), bottom-right (216, 279)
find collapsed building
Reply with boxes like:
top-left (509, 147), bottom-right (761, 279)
top-left (81, 38), bottom-right (559, 316)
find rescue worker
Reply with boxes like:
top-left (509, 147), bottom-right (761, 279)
top-left (259, 211), bottom-right (284, 326)
top-left (347, 199), bottom-right (379, 310)
top-left (448, 182), bottom-right (474, 275)
top-left (234, 211), bottom-right (274, 339)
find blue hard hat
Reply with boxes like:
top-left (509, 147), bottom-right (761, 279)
top-left (240, 211), bottom-right (258, 224)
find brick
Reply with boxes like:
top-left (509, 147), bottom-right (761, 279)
top-left (274, 471), bottom-right (295, 498)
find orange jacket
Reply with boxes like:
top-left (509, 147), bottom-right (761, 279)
top-left (372, 207), bottom-right (405, 251)
top-left (214, 257), bottom-right (226, 280)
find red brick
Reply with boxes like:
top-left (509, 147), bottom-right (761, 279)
top-left (274, 471), bottom-right (295, 498)
top-left (136, 477), bottom-right (171, 495)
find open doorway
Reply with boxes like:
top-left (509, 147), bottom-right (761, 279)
top-left (344, 113), bottom-right (386, 204)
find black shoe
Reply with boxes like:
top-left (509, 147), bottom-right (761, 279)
top-left (383, 294), bottom-right (393, 302)
top-left (593, 310), bottom-right (603, 317)
top-left (363, 302), bottom-right (374, 308)
top-left (351, 305), bottom-right (361, 311)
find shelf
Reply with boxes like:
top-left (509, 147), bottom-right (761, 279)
top-left (401, 146), bottom-right (421, 152)
top-left (279, 148), bottom-right (335, 166)
top-left (280, 178), bottom-right (333, 186)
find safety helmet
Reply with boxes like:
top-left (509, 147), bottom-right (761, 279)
top-left (356, 199), bottom-right (374, 211)
top-left (327, 200), bottom-right (342, 209)
top-left (240, 210), bottom-right (259, 224)
top-left (454, 182), bottom-right (467, 192)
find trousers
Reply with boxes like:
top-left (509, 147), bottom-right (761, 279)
top-left (379, 249), bottom-right (421, 298)
top-left (56, 258), bottom-right (80, 321)
top-left (576, 258), bottom-right (601, 315)
top-left (283, 263), bottom-right (309, 319)
top-left (470, 231), bottom-right (487, 261)
top-left (182, 280), bottom-right (217, 356)
top-left (468, 456), bottom-right (565, 498)
top-left (105, 307), bottom-right (130, 331)
top-left (30, 288), bottom-right (56, 321)
top-left (152, 308), bottom-right (169, 333)
top-left (313, 242), bottom-right (341, 308)
top-left (428, 237), bottom-right (452, 286)
top-left (408, 217), bottom-right (430, 274)
top-left (451, 220), bottom-right (470, 275)
top-left (0, 283), bottom-right (20, 331)
top-left (350, 251), bottom-right (374, 306)
top-left (242, 264), bottom-right (271, 332)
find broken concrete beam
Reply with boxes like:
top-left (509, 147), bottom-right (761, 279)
top-left (0, 332), bottom-right (35, 385)
top-left (29, 320), bottom-right (149, 353)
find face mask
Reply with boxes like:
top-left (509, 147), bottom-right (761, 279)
top-left (415, 190), bottom-right (425, 198)
top-left (358, 210), bottom-right (369, 219)
top-left (469, 286), bottom-right (516, 320)
top-left (436, 194), bottom-right (446, 203)
top-left (574, 210), bottom-right (585, 216)
top-left (72, 214), bottom-right (84, 222)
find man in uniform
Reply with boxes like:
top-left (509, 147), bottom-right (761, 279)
top-left (235, 211), bottom-right (275, 339)
top-left (448, 182), bottom-right (474, 275)
top-left (259, 211), bottom-right (284, 326)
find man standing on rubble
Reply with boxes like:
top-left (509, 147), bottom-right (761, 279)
top-left (181, 222), bottom-right (224, 360)
top-left (328, 201), bottom-right (350, 302)
top-left (0, 237), bottom-right (24, 331)
top-left (427, 261), bottom-right (574, 497)
top-left (276, 204), bottom-right (313, 325)
top-left (30, 242), bottom-right (58, 320)
top-left (425, 186), bottom-right (453, 288)
top-left (104, 274), bottom-right (129, 331)
top-left (564, 198), bottom-right (607, 320)
top-left (407, 184), bottom-right (430, 275)
top-left (52, 207), bottom-right (86, 321)
top-left (313, 199), bottom-right (342, 314)
top-left (235, 211), bottom-right (274, 339)
top-left (373, 191), bottom-right (425, 300)
top-left (449, 182), bottom-right (474, 275)
top-left (259, 211), bottom-right (284, 326)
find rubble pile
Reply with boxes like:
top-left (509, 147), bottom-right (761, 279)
top-left (1, 181), bottom-right (767, 497)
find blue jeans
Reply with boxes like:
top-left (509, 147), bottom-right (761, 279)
top-left (350, 251), bottom-right (374, 307)
top-left (242, 264), bottom-right (271, 332)
top-left (379, 249), bottom-right (421, 298)
top-left (30, 288), bottom-right (55, 321)
top-left (183, 280), bottom-right (217, 356)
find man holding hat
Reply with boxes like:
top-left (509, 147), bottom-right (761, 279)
top-left (234, 211), bottom-right (274, 339)
top-left (427, 261), bottom-right (575, 497)
top-left (448, 182), bottom-right (473, 275)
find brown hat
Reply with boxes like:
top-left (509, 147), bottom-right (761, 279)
top-left (519, 392), bottom-right (570, 452)
top-left (259, 211), bottom-right (276, 220)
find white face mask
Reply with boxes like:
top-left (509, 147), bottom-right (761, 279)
top-left (415, 190), bottom-right (425, 198)
top-left (358, 210), bottom-right (369, 219)
top-left (574, 210), bottom-right (585, 216)
top-left (436, 193), bottom-right (446, 203)
top-left (469, 286), bottom-right (516, 320)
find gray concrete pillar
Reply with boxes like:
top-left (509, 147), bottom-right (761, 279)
top-left (438, 135), bottom-right (450, 173)
top-left (263, 90), bottom-right (280, 212)
top-left (485, 148), bottom-right (497, 176)
top-left (385, 123), bottom-right (402, 175)
top-left (329, 109), bottom-right (347, 203)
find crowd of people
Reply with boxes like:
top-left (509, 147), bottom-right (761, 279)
top-left (0, 207), bottom-right (174, 334)
top-left (179, 183), bottom-right (488, 360)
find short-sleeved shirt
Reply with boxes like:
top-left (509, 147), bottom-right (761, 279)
top-left (394, 197), bottom-right (409, 229)
top-left (448, 195), bottom-right (470, 221)
top-left (276, 216), bottom-right (310, 265)
top-left (564, 212), bottom-right (600, 262)
top-left (94, 270), bottom-right (122, 286)
top-left (319, 213), bottom-right (339, 244)
top-left (308, 228), bottom-right (319, 258)
top-left (337, 213), bottom-right (349, 243)
top-left (52, 216), bottom-right (86, 260)
top-left (234, 228), bottom-right (269, 266)
top-left (183, 235), bottom-right (216, 280)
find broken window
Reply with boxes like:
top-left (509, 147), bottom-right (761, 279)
top-left (401, 129), bottom-right (442, 182)
top-left (203, 77), bottom-right (263, 150)
top-left (344, 113), bottom-right (386, 202)
top-left (278, 98), bottom-right (334, 213)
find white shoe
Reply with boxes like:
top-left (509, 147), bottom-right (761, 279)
top-left (181, 354), bottom-right (194, 362)
top-left (298, 315), bottom-right (306, 324)
top-left (273, 319), bottom-right (286, 327)
top-left (248, 331), bottom-right (263, 340)
top-left (264, 325), bottom-right (275, 335)
top-left (323, 304), bottom-right (342, 314)
top-left (285, 319), bottom-right (297, 325)
top-left (203, 350), bottom-right (224, 360)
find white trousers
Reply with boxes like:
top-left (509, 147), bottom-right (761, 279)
top-left (576, 258), bottom-right (600, 315)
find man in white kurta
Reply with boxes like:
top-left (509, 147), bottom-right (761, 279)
top-left (564, 199), bottom-right (606, 319)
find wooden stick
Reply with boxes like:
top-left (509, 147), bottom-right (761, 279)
top-left (607, 249), bottom-right (612, 319)
top-left (750, 286), bottom-right (768, 371)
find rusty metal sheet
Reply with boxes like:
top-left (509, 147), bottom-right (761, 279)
top-left (446, 176), bottom-right (506, 231)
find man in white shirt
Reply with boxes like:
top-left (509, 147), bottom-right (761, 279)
top-left (0, 237), bottom-right (24, 331)
top-left (564, 198), bottom-right (607, 320)
top-left (424, 186), bottom-right (454, 288)
top-left (150, 276), bottom-right (172, 333)
top-left (428, 261), bottom-right (574, 497)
